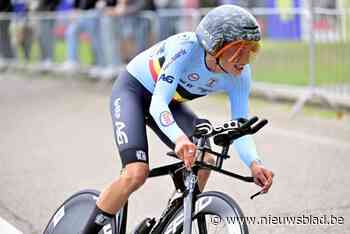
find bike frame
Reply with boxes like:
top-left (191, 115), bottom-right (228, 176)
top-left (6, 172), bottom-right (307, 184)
top-left (114, 135), bottom-right (255, 234)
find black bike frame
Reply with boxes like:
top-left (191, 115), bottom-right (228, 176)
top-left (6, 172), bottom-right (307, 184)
top-left (114, 135), bottom-right (255, 234)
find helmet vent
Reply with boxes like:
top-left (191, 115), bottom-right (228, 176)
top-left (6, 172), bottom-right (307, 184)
top-left (243, 26), bottom-right (259, 30)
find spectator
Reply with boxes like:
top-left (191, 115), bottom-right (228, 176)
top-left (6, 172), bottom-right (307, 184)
top-left (104, 0), bottom-right (156, 63)
top-left (218, 0), bottom-right (242, 6)
top-left (217, 0), bottom-right (266, 8)
top-left (182, 0), bottom-right (199, 9)
top-left (200, 0), bottom-right (218, 7)
top-left (61, 0), bottom-right (105, 74)
top-left (13, 0), bottom-right (33, 61)
top-left (0, 0), bottom-right (15, 64)
top-left (56, 0), bottom-right (75, 11)
top-left (98, 0), bottom-right (121, 78)
top-left (36, 0), bottom-right (61, 70)
top-left (154, 0), bottom-right (180, 41)
top-left (179, 0), bottom-right (199, 32)
top-left (55, 0), bottom-right (75, 44)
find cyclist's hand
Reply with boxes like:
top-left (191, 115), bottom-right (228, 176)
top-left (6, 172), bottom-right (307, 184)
top-left (175, 135), bottom-right (196, 170)
top-left (250, 161), bottom-right (274, 193)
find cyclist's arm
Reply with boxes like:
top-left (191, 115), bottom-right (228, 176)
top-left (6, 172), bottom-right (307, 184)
top-left (226, 65), bottom-right (262, 167)
top-left (149, 44), bottom-right (194, 143)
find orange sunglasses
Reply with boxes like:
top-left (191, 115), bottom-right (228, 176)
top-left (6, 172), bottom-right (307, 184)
top-left (214, 40), bottom-right (261, 63)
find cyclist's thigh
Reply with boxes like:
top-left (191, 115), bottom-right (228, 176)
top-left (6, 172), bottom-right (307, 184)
top-left (147, 102), bottom-right (198, 149)
top-left (110, 71), bottom-right (150, 167)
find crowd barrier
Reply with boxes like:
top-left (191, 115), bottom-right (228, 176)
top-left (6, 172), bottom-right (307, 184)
top-left (0, 7), bottom-right (349, 111)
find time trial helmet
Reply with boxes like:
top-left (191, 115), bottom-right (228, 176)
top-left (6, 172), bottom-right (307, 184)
top-left (195, 5), bottom-right (261, 59)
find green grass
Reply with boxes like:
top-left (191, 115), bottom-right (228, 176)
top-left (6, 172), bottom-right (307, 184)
top-left (16, 30), bottom-right (349, 87)
top-left (302, 105), bottom-right (341, 119)
top-left (252, 40), bottom-right (350, 86)
top-left (252, 4), bottom-right (350, 86)
top-left (54, 40), bottom-right (93, 65)
top-left (16, 39), bottom-right (94, 65)
top-left (346, 7), bottom-right (350, 40)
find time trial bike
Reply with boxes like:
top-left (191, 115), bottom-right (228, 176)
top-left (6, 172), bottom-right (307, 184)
top-left (43, 116), bottom-right (268, 234)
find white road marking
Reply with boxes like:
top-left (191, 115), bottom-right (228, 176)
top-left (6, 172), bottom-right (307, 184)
top-left (0, 216), bottom-right (23, 234)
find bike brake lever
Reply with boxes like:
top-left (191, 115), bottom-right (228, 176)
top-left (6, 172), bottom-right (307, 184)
top-left (250, 190), bottom-right (264, 200)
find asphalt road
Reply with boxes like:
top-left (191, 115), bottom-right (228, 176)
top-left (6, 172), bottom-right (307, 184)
top-left (1, 74), bottom-right (349, 234)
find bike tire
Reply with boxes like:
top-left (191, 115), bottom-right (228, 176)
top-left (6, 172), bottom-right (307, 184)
top-left (43, 189), bottom-right (117, 234)
top-left (161, 191), bottom-right (249, 234)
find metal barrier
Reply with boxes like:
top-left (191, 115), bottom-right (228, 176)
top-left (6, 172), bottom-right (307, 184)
top-left (0, 7), bottom-right (349, 110)
top-left (234, 7), bottom-right (350, 113)
top-left (0, 10), bottom-right (158, 77)
top-left (312, 8), bottom-right (349, 98)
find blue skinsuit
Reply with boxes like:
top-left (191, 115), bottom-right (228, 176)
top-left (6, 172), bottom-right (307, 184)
top-left (126, 32), bottom-right (261, 167)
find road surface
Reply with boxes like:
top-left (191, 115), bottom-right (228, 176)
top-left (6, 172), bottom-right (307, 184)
top-left (1, 74), bottom-right (349, 233)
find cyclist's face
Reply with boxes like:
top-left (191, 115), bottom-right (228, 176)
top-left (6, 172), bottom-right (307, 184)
top-left (215, 41), bottom-right (259, 76)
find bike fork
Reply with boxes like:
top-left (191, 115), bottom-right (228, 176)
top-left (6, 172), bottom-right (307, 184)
top-left (183, 171), bottom-right (197, 234)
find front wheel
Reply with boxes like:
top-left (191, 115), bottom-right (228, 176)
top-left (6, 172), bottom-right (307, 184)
top-left (43, 189), bottom-right (117, 234)
top-left (161, 191), bottom-right (249, 234)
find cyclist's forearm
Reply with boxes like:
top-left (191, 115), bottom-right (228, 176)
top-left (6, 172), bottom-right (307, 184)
top-left (149, 98), bottom-right (184, 143)
top-left (233, 135), bottom-right (262, 167)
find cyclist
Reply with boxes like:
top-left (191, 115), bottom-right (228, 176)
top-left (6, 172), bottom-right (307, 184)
top-left (81, 5), bottom-right (274, 234)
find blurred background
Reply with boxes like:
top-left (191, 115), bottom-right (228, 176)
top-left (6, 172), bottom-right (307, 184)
top-left (0, 0), bottom-right (350, 234)
top-left (0, 0), bottom-right (349, 110)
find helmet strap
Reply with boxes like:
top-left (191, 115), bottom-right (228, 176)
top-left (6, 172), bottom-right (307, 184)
top-left (215, 58), bottom-right (229, 74)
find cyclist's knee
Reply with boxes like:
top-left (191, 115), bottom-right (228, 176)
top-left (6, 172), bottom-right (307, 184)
top-left (120, 162), bottom-right (149, 192)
